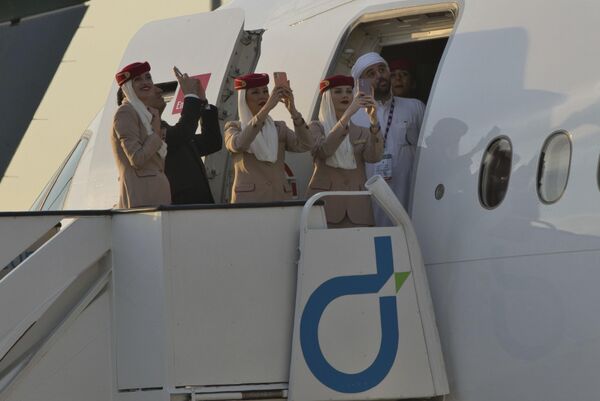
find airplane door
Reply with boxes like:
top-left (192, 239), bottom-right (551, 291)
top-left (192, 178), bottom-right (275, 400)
top-left (254, 1), bottom-right (458, 200)
top-left (84, 8), bottom-right (262, 207)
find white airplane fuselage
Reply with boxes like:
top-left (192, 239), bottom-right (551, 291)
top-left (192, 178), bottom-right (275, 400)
top-left (17, 0), bottom-right (600, 400)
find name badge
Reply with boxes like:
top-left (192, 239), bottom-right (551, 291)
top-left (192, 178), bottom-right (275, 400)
top-left (374, 153), bottom-right (393, 180)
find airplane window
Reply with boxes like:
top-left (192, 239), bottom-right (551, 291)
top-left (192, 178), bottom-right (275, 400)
top-left (479, 137), bottom-right (512, 209)
top-left (35, 137), bottom-right (89, 211)
top-left (30, 173), bottom-right (56, 210)
top-left (537, 131), bottom-right (571, 204)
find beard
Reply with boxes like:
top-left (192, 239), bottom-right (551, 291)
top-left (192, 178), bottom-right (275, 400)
top-left (373, 77), bottom-right (391, 100)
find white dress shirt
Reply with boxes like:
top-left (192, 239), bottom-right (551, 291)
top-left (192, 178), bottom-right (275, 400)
top-left (352, 96), bottom-right (425, 226)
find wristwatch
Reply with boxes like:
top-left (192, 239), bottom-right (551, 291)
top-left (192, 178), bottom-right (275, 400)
top-left (292, 114), bottom-right (304, 127)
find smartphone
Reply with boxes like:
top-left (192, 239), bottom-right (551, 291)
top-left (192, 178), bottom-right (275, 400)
top-left (273, 72), bottom-right (289, 88)
top-left (358, 78), bottom-right (373, 95)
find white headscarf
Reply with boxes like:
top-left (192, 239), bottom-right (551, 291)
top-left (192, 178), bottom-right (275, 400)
top-left (351, 52), bottom-right (388, 80)
top-left (238, 89), bottom-right (278, 163)
top-left (319, 90), bottom-right (356, 170)
top-left (122, 81), bottom-right (167, 159)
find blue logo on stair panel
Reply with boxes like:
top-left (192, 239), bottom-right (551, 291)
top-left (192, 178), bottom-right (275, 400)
top-left (300, 236), bottom-right (409, 393)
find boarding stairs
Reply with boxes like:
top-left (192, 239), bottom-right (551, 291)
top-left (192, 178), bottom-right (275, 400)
top-left (0, 176), bottom-right (448, 401)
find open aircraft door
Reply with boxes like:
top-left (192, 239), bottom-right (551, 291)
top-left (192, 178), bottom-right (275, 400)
top-left (78, 8), bottom-right (262, 208)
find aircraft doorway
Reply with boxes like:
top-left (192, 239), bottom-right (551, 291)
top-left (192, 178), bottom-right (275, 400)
top-left (380, 38), bottom-right (448, 105)
top-left (307, 6), bottom-right (457, 214)
top-left (326, 7), bottom-right (456, 108)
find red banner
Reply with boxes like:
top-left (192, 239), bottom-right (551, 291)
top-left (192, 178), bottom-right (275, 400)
top-left (171, 73), bottom-right (211, 115)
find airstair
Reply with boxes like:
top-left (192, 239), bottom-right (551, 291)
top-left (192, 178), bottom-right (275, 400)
top-left (0, 177), bottom-right (448, 401)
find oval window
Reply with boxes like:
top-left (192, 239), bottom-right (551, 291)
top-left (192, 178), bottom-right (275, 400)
top-left (537, 131), bottom-right (571, 204)
top-left (479, 137), bottom-right (512, 209)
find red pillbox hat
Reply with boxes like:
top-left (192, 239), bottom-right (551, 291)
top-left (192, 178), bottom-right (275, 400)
top-left (319, 75), bottom-right (354, 93)
top-left (115, 61), bottom-right (151, 86)
top-left (234, 73), bottom-right (269, 90)
top-left (387, 59), bottom-right (415, 72)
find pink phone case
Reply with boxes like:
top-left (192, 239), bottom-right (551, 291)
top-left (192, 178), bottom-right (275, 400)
top-left (274, 72), bottom-right (289, 87)
top-left (358, 79), bottom-right (372, 94)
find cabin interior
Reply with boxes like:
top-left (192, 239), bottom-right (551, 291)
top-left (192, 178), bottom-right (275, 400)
top-left (330, 8), bottom-right (455, 106)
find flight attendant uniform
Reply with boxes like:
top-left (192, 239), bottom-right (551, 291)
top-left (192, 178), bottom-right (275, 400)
top-left (306, 75), bottom-right (383, 227)
top-left (224, 73), bottom-right (314, 203)
top-left (111, 62), bottom-right (171, 208)
top-left (306, 122), bottom-right (383, 227)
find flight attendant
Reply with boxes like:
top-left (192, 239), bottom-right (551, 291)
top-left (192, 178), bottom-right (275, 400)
top-left (225, 73), bottom-right (313, 203)
top-left (111, 61), bottom-right (171, 208)
top-left (306, 75), bottom-right (383, 227)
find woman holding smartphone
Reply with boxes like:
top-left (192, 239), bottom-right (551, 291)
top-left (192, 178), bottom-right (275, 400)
top-left (111, 61), bottom-right (171, 208)
top-left (224, 73), bottom-right (313, 203)
top-left (306, 75), bottom-right (383, 227)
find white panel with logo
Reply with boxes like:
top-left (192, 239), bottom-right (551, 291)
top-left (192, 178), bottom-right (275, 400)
top-left (289, 176), bottom-right (448, 401)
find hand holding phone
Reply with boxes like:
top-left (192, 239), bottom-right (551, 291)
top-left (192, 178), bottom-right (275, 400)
top-left (274, 71), bottom-right (289, 88)
top-left (174, 66), bottom-right (202, 97)
top-left (173, 66), bottom-right (183, 78)
top-left (358, 78), bottom-right (373, 95)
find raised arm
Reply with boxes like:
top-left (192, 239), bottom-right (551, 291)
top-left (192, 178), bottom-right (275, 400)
top-left (362, 125), bottom-right (384, 163)
top-left (224, 118), bottom-right (261, 153)
top-left (282, 119), bottom-right (314, 153)
top-left (164, 96), bottom-right (203, 148)
top-left (310, 121), bottom-right (349, 159)
top-left (225, 87), bottom-right (284, 152)
top-left (276, 84), bottom-right (313, 152)
top-left (114, 105), bottom-right (163, 168)
top-left (193, 105), bottom-right (222, 156)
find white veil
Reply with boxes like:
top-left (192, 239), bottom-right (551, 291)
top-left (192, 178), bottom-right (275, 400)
top-left (238, 89), bottom-right (279, 163)
top-left (122, 81), bottom-right (167, 159)
top-left (319, 90), bottom-right (356, 169)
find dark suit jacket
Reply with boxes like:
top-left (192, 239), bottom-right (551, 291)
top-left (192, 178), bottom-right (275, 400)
top-left (164, 97), bottom-right (222, 204)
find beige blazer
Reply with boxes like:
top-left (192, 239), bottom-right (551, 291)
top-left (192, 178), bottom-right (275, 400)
top-left (111, 102), bottom-right (171, 208)
top-left (224, 117), bottom-right (314, 203)
top-left (306, 121), bottom-right (383, 225)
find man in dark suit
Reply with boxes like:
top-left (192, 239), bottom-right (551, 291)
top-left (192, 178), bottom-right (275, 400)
top-left (150, 69), bottom-right (222, 204)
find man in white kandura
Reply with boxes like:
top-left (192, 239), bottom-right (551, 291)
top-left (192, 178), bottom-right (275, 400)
top-left (351, 52), bottom-right (425, 226)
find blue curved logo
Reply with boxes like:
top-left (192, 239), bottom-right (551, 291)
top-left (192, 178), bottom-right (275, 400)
top-left (299, 236), bottom-right (410, 393)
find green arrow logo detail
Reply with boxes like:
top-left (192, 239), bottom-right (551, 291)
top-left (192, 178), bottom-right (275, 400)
top-left (394, 272), bottom-right (411, 293)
